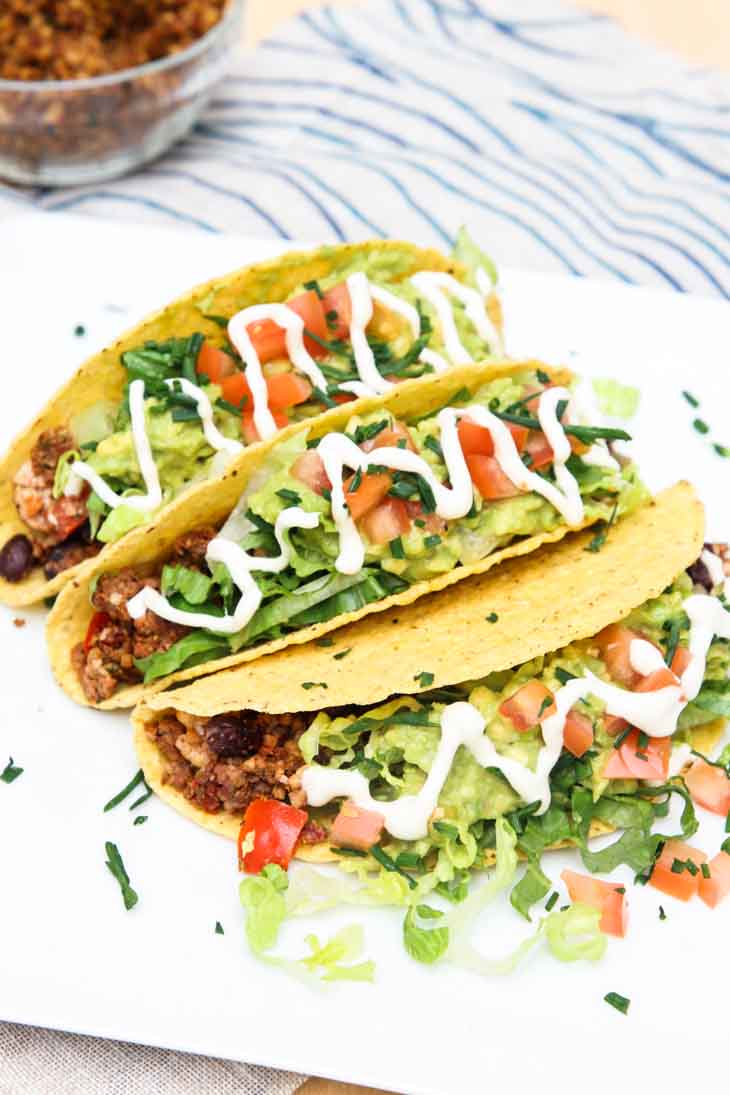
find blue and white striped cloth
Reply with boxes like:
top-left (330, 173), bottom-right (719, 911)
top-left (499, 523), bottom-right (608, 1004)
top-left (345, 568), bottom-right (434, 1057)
top-left (3, 0), bottom-right (729, 296)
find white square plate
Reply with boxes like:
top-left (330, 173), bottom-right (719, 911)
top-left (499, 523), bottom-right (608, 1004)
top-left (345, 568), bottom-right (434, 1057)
top-left (1, 212), bottom-right (729, 1094)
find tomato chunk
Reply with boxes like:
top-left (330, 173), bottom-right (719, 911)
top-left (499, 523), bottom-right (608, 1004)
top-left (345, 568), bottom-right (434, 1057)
top-left (220, 371), bottom-right (251, 409)
top-left (649, 839), bottom-right (708, 901)
top-left (499, 681), bottom-right (555, 732)
top-left (361, 420), bottom-right (415, 453)
top-left (241, 409), bottom-right (288, 444)
top-left (602, 730), bottom-right (670, 781)
top-left (246, 318), bottom-right (287, 364)
top-left (603, 714), bottom-right (629, 737)
top-left (524, 430), bottom-right (554, 470)
top-left (361, 497), bottom-right (411, 545)
top-left (331, 801), bottom-right (385, 851)
top-left (563, 708), bottom-right (594, 758)
top-left (238, 799), bottom-right (308, 873)
top-left (699, 851), bottom-right (730, 909)
top-left (466, 455), bottom-right (521, 500)
top-left (595, 624), bottom-right (642, 688)
top-left (344, 471), bottom-right (392, 520)
top-left (196, 341), bottom-right (237, 383)
top-left (266, 373), bottom-right (313, 409)
top-left (561, 869), bottom-right (629, 937)
top-left (286, 289), bottom-right (328, 358)
top-left (457, 418), bottom-right (527, 456)
top-left (321, 283), bottom-right (351, 340)
top-left (671, 646), bottom-right (692, 677)
top-left (634, 667), bottom-right (679, 692)
top-left (292, 450), bottom-right (331, 495)
top-left (405, 500), bottom-right (447, 535)
top-left (685, 758), bottom-right (730, 816)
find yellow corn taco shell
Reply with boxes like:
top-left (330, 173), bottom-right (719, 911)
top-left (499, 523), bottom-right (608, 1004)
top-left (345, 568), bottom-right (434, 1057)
top-left (1, 239), bottom-right (486, 608)
top-left (131, 481), bottom-right (712, 864)
top-left (45, 358), bottom-right (605, 710)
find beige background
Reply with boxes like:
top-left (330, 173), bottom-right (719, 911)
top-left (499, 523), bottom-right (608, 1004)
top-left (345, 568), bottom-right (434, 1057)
top-left (236, 1), bottom-right (727, 1092)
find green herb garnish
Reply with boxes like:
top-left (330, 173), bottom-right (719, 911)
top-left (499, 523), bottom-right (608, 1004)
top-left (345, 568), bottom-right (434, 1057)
top-left (302, 279), bottom-right (323, 299)
top-left (302, 681), bottom-right (328, 690)
top-left (485, 612), bottom-right (498, 623)
top-left (585, 500), bottom-right (619, 554)
top-left (370, 845), bottom-right (417, 889)
top-left (103, 769), bottom-right (146, 812)
top-left (104, 842), bottom-right (138, 911)
top-left (414, 671), bottom-right (435, 689)
top-left (133, 816), bottom-right (148, 826)
top-left (333, 648), bottom-right (352, 661)
top-left (604, 992), bottom-right (630, 1015)
top-left (424, 534), bottom-right (441, 548)
top-left (215, 921), bottom-right (225, 934)
top-left (390, 536), bottom-right (405, 559)
top-left (276, 488), bottom-right (302, 506)
top-left (693, 418), bottom-right (710, 435)
top-left (682, 391), bottom-right (699, 408)
top-left (1, 756), bottom-right (23, 784)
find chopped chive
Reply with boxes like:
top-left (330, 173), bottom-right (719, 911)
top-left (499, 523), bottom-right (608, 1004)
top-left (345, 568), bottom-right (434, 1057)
top-left (133, 815), bottom-right (148, 826)
top-left (554, 667), bottom-right (577, 685)
top-left (216, 396), bottom-right (247, 415)
top-left (545, 891), bottom-right (559, 912)
top-left (1, 756), bottom-right (23, 784)
top-left (424, 534), bottom-right (441, 548)
top-left (585, 500), bottom-right (619, 554)
top-left (685, 859), bottom-right (699, 877)
top-left (390, 536), bottom-right (405, 559)
top-left (424, 435), bottom-right (443, 460)
top-left (682, 390), bottom-right (699, 408)
top-left (536, 369), bottom-right (550, 384)
top-left (316, 637), bottom-right (334, 647)
top-left (725, 810), bottom-right (730, 834)
top-left (693, 418), bottom-right (710, 435)
top-left (103, 769), bottom-right (145, 812)
top-left (370, 845), bottom-right (417, 888)
top-left (671, 858), bottom-right (685, 874)
top-left (128, 785), bottom-right (153, 811)
top-left (614, 727), bottom-right (633, 750)
top-left (713, 442), bottom-right (730, 458)
top-left (414, 671), bottom-right (435, 688)
top-left (485, 612), bottom-right (498, 623)
top-left (74, 323), bottom-right (86, 337)
top-left (321, 487), bottom-right (332, 502)
top-left (537, 696), bottom-right (553, 719)
top-left (701, 862), bottom-right (711, 879)
top-left (348, 467), bottom-right (363, 493)
top-left (335, 846), bottom-right (368, 858)
top-left (302, 279), bottom-right (324, 299)
top-left (215, 921), bottom-right (225, 934)
top-left (301, 681), bottom-right (328, 690)
top-left (395, 851), bottom-right (422, 869)
top-left (276, 488), bottom-right (302, 506)
top-left (604, 992), bottom-right (630, 1015)
top-left (433, 820), bottom-right (460, 840)
top-left (414, 518), bottom-right (426, 528)
top-left (721, 837), bottom-right (730, 854)
top-left (104, 842), bottom-right (138, 911)
top-left (333, 647), bottom-right (352, 661)
top-left (659, 905), bottom-right (666, 920)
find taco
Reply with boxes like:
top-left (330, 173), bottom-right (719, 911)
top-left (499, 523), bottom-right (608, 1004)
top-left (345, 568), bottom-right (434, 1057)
top-left (132, 484), bottom-right (730, 913)
top-left (47, 358), bottom-right (648, 709)
top-left (0, 230), bottom-right (503, 607)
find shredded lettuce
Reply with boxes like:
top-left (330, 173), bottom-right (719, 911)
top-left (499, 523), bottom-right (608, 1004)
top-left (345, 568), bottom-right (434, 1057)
top-left (96, 504), bottom-right (149, 543)
top-left (135, 630), bottom-right (230, 682)
top-left (52, 450), bottom-right (81, 499)
top-left (161, 565), bottom-right (214, 606)
top-left (451, 226), bottom-right (498, 288)
top-left (591, 378), bottom-right (640, 420)
top-left (403, 904), bottom-right (449, 964)
top-left (239, 865), bottom-right (375, 985)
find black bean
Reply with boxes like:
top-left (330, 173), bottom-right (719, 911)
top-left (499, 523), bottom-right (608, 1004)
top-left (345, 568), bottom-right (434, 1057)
top-left (204, 713), bottom-right (263, 759)
top-left (0, 535), bottom-right (33, 582)
top-left (687, 555), bottom-right (712, 592)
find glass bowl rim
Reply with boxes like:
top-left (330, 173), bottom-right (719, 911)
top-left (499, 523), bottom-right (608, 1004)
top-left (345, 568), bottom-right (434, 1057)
top-left (0, 0), bottom-right (245, 94)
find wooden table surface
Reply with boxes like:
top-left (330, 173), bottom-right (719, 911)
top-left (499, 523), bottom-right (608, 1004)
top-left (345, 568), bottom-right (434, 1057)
top-left (236, 3), bottom-right (728, 1092)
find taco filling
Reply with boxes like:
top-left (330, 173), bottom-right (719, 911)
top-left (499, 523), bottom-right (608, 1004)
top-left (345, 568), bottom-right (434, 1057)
top-left (140, 548), bottom-right (730, 921)
top-left (72, 366), bottom-right (647, 702)
top-left (0, 231), bottom-right (502, 585)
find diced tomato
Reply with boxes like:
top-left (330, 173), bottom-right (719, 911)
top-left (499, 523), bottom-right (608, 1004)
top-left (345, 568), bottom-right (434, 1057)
top-left (292, 450), bottom-right (331, 495)
top-left (699, 851), bottom-right (730, 909)
top-left (332, 391), bottom-right (356, 404)
top-left (246, 318), bottom-right (287, 363)
top-left (241, 409), bottom-right (289, 445)
top-left (603, 729), bottom-right (670, 781)
top-left (83, 611), bottom-right (110, 653)
top-left (671, 646), bottom-right (692, 677)
top-left (266, 373), bottom-right (313, 409)
top-left (344, 471), bottom-right (392, 520)
top-left (404, 500), bottom-right (447, 535)
top-left (321, 283), bottom-right (351, 340)
top-left (196, 340), bottom-right (237, 383)
top-left (466, 455), bottom-right (521, 500)
top-left (603, 714), bottom-right (629, 737)
top-left (650, 839), bottom-right (708, 901)
top-left (634, 667), bottom-right (679, 693)
top-left (330, 801), bottom-right (385, 851)
top-left (561, 869), bottom-right (628, 937)
top-left (685, 758), bottom-right (730, 816)
top-left (595, 624), bottom-right (642, 688)
top-left (499, 680), bottom-right (556, 732)
top-left (457, 418), bottom-right (528, 457)
top-left (563, 709), bottom-right (594, 758)
top-left (360, 497), bottom-right (411, 545)
top-left (286, 289), bottom-right (328, 358)
top-left (220, 371), bottom-right (251, 409)
top-left (524, 430), bottom-right (554, 470)
top-left (237, 799), bottom-right (308, 873)
top-left (361, 420), bottom-right (415, 453)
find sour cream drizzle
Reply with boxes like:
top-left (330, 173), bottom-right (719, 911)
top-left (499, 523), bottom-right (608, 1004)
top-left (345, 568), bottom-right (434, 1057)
top-left (126, 507), bottom-right (320, 633)
top-left (303, 593), bottom-right (730, 832)
top-left (410, 271), bottom-right (500, 365)
top-left (125, 388), bottom-right (587, 624)
top-left (65, 377), bottom-right (242, 513)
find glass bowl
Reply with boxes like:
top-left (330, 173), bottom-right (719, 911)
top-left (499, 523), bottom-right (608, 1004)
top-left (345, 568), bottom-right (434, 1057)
top-left (0, 0), bottom-right (245, 187)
